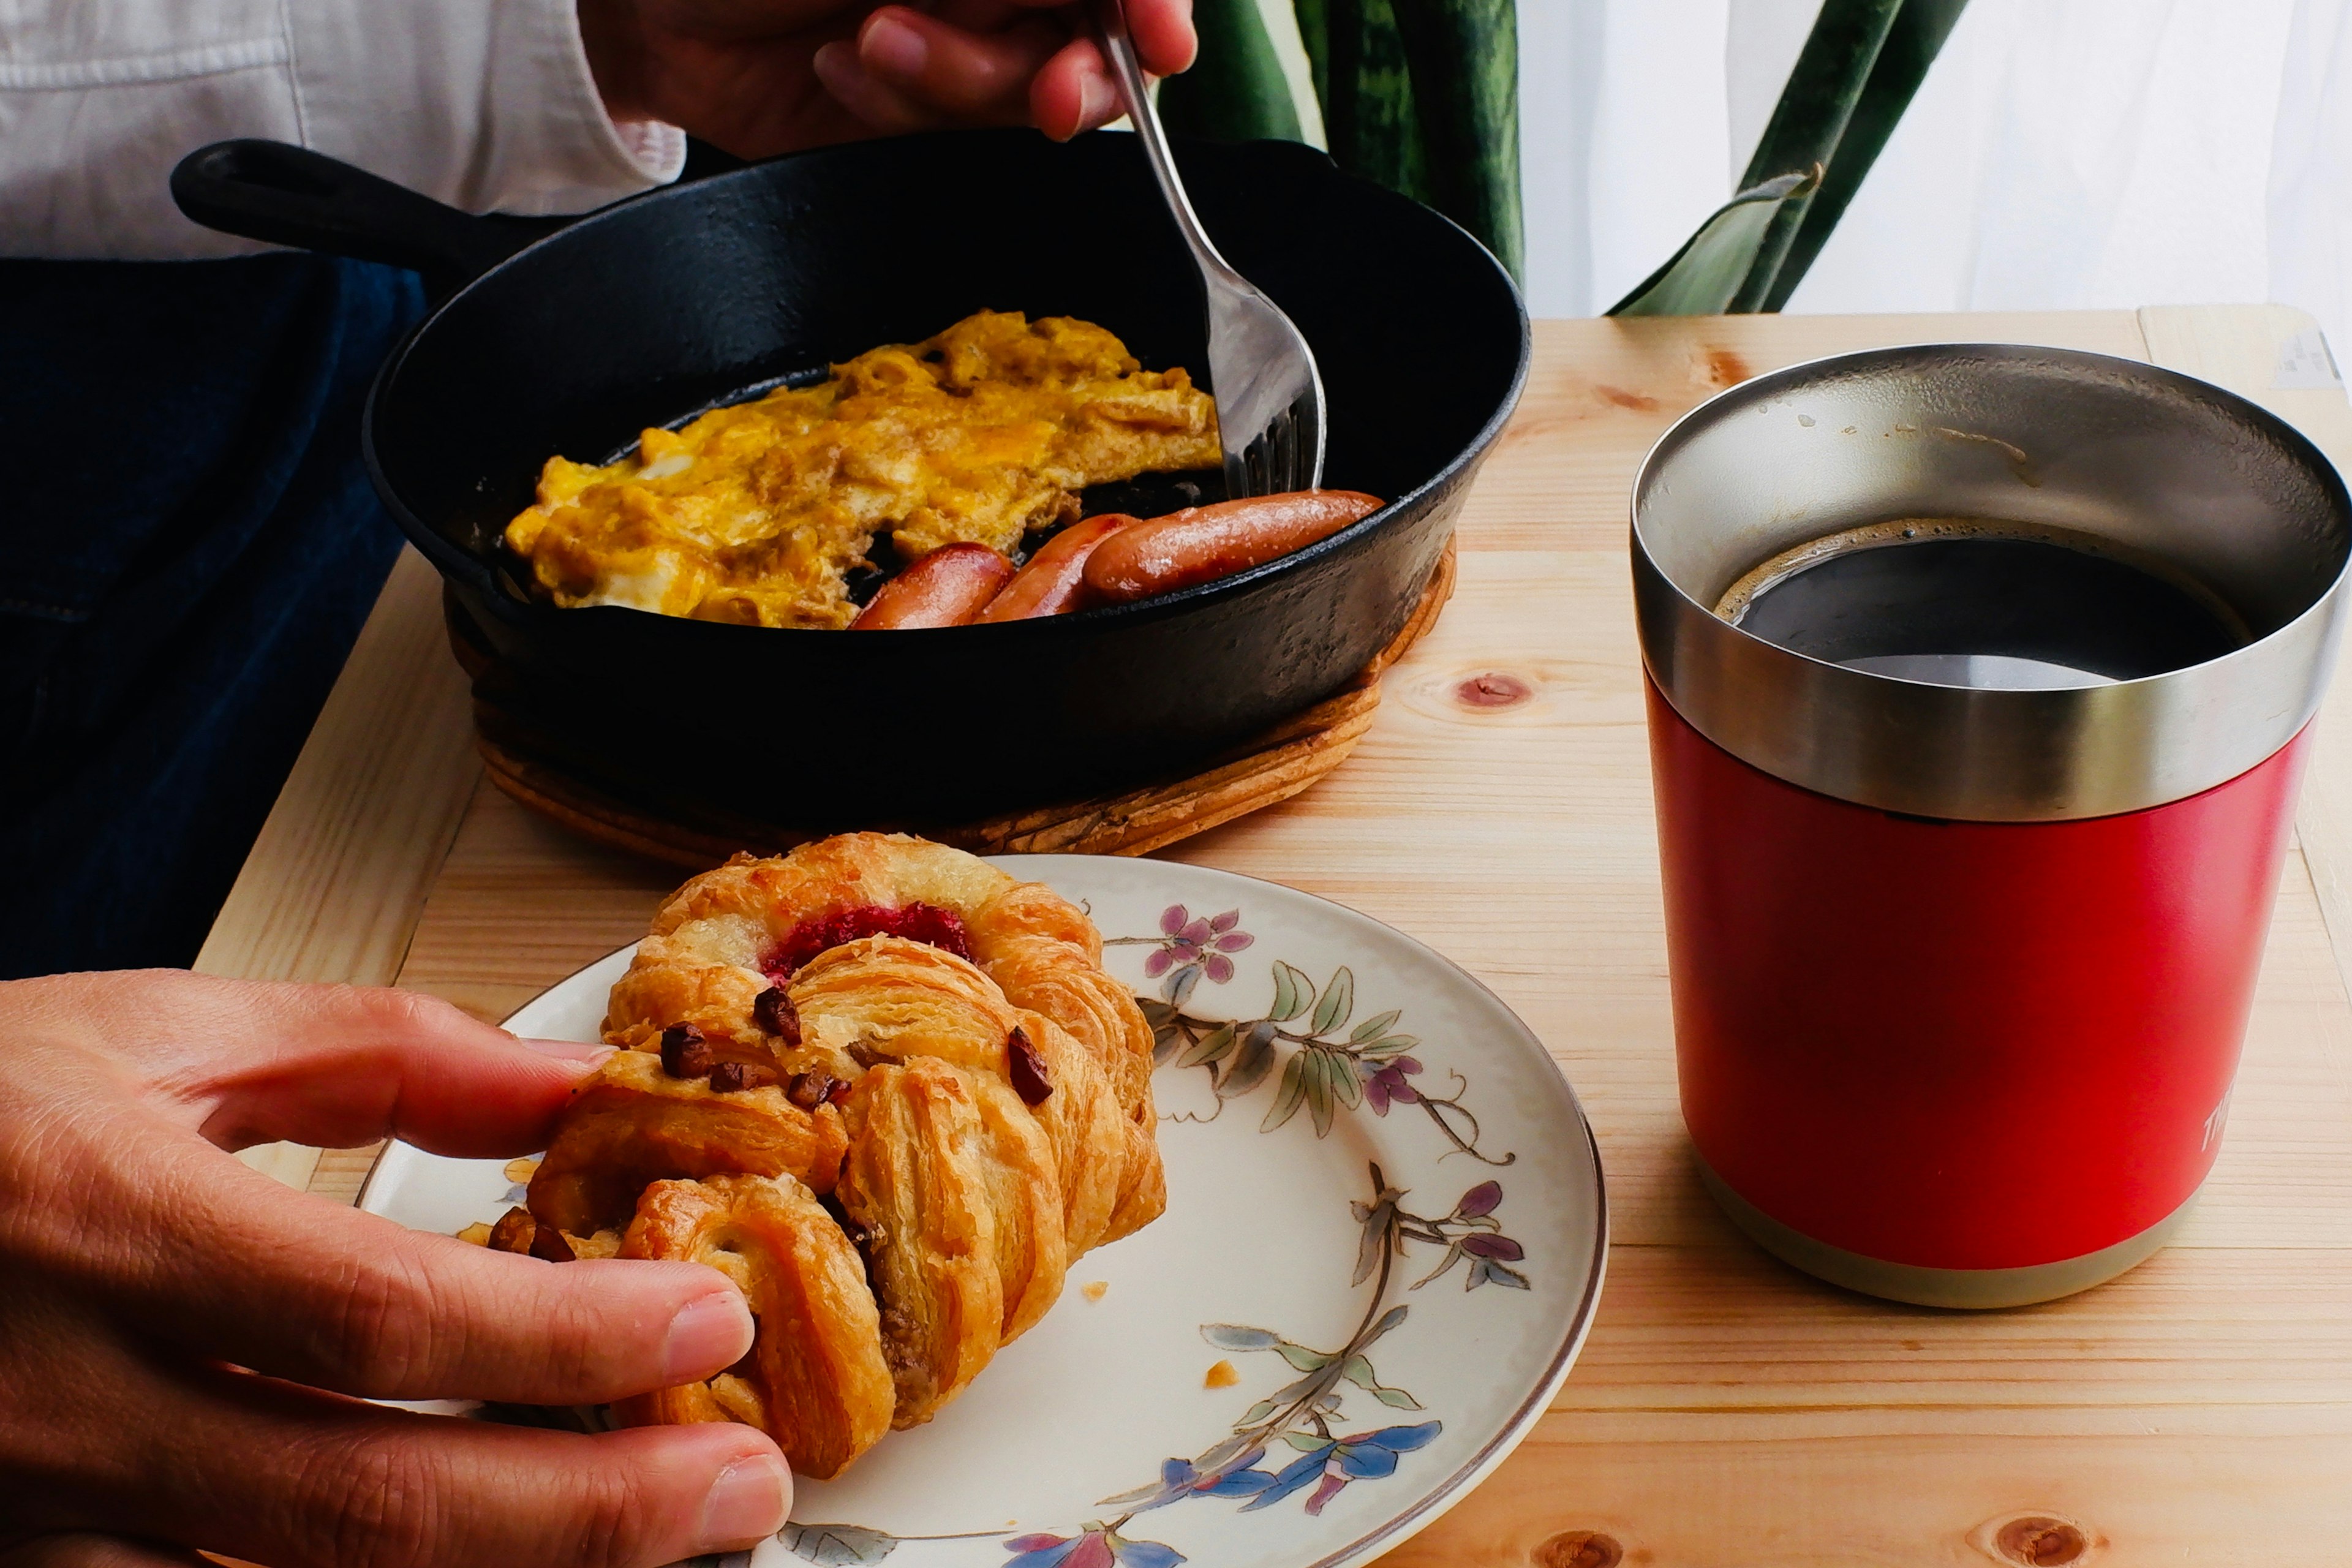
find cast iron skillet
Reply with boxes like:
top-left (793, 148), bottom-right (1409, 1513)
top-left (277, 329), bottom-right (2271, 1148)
top-left (172, 130), bottom-right (1528, 823)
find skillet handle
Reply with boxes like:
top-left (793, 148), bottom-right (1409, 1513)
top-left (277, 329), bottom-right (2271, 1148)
top-left (170, 140), bottom-right (565, 292)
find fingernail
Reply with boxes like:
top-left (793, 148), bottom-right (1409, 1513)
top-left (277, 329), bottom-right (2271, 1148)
top-left (863, 15), bottom-right (928, 80)
top-left (1077, 70), bottom-right (1115, 129)
top-left (812, 39), bottom-right (856, 87)
top-left (696, 1452), bottom-right (792, 1550)
top-left (519, 1037), bottom-right (616, 1064)
top-left (663, 1290), bottom-right (753, 1384)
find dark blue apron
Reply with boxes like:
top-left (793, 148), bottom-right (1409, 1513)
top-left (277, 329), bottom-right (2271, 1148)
top-left (0, 254), bottom-right (426, 975)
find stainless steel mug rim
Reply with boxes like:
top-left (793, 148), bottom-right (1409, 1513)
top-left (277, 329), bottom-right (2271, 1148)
top-left (1630, 343), bottom-right (2352, 821)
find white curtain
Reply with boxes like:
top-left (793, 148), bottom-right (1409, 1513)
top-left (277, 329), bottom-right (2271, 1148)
top-left (1520, 0), bottom-right (2352, 359)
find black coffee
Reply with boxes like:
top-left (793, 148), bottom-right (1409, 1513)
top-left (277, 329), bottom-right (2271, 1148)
top-left (1717, 520), bottom-right (2245, 689)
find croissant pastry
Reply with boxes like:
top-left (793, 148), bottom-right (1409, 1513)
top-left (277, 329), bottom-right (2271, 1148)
top-left (963, 880), bottom-right (1168, 1240)
top-left (835, 1058), bottom-right (1008, 1424)
top-left (616, 1174), bottom-right (895, 1479)
top-left (521, 832), bottom-right (1167, 1475)
top-left (791, 936), bottom-right (1127, 1254)
top-left (603, 833), bottom-right (1164, 1236)
top-left (527, 1047), bottom-right (848, 1235)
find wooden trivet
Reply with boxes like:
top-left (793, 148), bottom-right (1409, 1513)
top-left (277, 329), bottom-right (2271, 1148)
top-left (472, 541), bottom-right (1455, 869)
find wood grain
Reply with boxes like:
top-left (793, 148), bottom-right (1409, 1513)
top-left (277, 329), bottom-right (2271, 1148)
top-left (193, 547), bottom-right (480, 1191)
top-left (204, 309), bottom-right (2352, 1564)
top-left (193, 548), bottom-right (479, 989)
top-left (1459, 311), bottom-right (2146, 556)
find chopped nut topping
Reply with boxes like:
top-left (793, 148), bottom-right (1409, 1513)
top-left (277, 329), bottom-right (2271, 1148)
top-left (529, 1223), bottom-right (577, 1263)
top-left (753, 986), bottom-right (801, 1044)
top-left (486, 1207), bottom-right (537, 1255)
top-left (786, 1071), bottom-right (837, 1109)
top-left (1007, 1026), bottom-right (1052, 1106)
top-left (660, 1023), bottom-right (714, 1079)
top-left (709, 1060), bottom-right (780, 1093)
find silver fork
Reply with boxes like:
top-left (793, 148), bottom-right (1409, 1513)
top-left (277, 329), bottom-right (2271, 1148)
top-left (1089, 0), bottom-right (1327, 497)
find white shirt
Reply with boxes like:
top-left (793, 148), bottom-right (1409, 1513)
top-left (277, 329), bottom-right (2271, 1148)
top-left (0, 0), bottom-right (686, 258)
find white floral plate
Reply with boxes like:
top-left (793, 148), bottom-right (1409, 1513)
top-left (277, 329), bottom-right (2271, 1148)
top-left (360, 856), bottom-right (1607, 1568)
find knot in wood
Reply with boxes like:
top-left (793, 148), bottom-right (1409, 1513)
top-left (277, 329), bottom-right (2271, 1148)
top-left (1594, 384), bottom-right (1663, 412)
top-left (1532, 1529), bottom-right (1623, 1568)
top-left (1991, 1516), bottom-right (2089, 1565)
top-left (1455, 671), bottom-right (1533, 709)
top-left (1695, 346), bottom-right (1751, 387)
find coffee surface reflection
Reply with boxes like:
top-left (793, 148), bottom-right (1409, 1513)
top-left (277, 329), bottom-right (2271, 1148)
top-left (1714, 518), bottom-right (2248, 690)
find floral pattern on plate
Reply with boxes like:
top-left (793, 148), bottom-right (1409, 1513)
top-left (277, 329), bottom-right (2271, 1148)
top-left (361, 855), bottom-right (1605, 1568)
top-left (1132, 904), bottom-right (1513, 1167)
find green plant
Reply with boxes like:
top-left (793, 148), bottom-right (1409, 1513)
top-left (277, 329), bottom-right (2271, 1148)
top-left (1159, 0), bottom-right (1960, 312)
top-left (1607, 170), bottom-right (1819, 318)
top-left (1158, 0), bottom-right (1305, 145)
top-left (1158, 0), bottom-right (1523, 282)
top-left (1610, 0), bottom-right (1969, 316)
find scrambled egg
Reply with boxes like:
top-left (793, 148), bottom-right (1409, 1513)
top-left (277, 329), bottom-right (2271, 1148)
top-left (504, 311), bottom-right (1221, 628)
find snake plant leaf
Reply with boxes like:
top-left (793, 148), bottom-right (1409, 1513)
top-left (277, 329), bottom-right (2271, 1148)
top-left (1608, 169), bottom-right (1817, 317)
top-left (1302, 0), bottom-right (1431, 207)
top-left (1158, 0), bottom-right (1306, 145)
top-left (1388, 0), bottom-right (1523, 281)
top-left (1610, 0), bottom-right (1966, 316)
top-left (1295, 0), bottom-right (1332, 113)
top-left (1727, 0), bottom-right (1904, 311)
top-left (1158, 0), bottom-right (1524, 279)
top-left (1292, 0), bottom-right (1525, 279)
top-left (1760, 0), bottom-right (1970, 310)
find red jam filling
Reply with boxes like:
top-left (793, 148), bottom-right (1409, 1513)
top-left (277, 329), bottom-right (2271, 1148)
top-left (761, 902), bottom-right (973, 982)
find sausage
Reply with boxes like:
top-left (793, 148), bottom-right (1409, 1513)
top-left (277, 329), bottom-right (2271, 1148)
top-left (976, 513), bottom-right (1138, 621)
top-left (850, 543), bottom-right (1016, 629)
top-left (1080, 491), bottom-right (1385, 604)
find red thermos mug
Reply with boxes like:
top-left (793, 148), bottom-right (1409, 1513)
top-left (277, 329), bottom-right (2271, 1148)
top-left (1634, 346), bottom-right (2352, 1307)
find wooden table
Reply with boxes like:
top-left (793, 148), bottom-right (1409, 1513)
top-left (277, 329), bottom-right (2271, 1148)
top-left (204, 306), bottom-right (2352, 1566)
